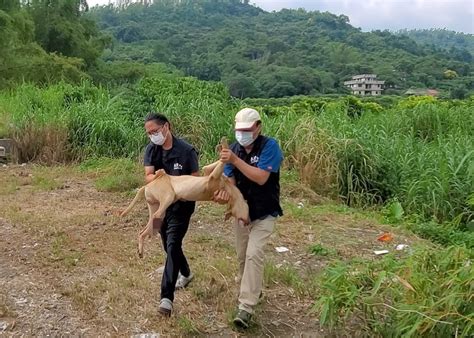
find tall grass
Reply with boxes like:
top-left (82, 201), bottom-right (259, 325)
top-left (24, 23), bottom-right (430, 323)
top-left (314, 246), bottom-right (473, 336)
top-left (259, 96), bottom-right (474, 226)
top-left (0, 82), bottom-right (145, 163)
top-left (0, 78), bottom-right (472, 226)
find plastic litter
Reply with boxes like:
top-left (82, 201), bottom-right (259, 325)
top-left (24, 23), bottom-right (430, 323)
top-left (275, 246), bottom-right (289, 253)
top-left (377, 233), bottom-right (393, 242)
top-left (374, 250), bottom-right (389, 255)
top-left (395, 244), bottom-right (409, 251)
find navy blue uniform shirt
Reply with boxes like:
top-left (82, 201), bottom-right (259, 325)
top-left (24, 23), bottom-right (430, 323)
top-left (144, 135), bottom-right (199, 215)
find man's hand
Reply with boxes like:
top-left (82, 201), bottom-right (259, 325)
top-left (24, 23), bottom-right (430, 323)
top-left (213, 189), bottom-right (230, 204)
top-left (220, 148), bottom-right (237, 164)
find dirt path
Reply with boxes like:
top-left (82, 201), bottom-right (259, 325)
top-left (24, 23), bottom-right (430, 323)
top-left (0, 164), bottom-right (421, 336)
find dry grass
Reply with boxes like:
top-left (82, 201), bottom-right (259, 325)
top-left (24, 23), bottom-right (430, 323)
top-left (0, 164), bottom-right (426, 336)
top-left (284, 116), bottom-right (340, 198)
top-left (12, 125), bottom-right (71, 164)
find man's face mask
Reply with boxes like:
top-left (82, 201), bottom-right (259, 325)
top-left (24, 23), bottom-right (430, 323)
top-left (235, 130), bottom-right (254, 147)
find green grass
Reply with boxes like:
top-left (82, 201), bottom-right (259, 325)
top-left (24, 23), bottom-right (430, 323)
top-left (308, 243), bottom-right (336, 257)
top-left (264, 262), bottom-right (305, 295)
top-left (0, 79), bottom-right (472, 228)
top-left (314, 245), bottom-right (473, 337)
top-left (176, 315), bottom-right (201, 334)
top-left (79, 157), bottom-right (143, 192)
top-left (49, 231), bottom-right (83, 268)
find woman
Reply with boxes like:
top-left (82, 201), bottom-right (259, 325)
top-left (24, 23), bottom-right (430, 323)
top-left (143, 112), bottom-right (199, 316)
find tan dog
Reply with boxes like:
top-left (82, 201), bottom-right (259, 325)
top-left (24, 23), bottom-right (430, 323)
top-left (120, 138), bottom-right (249, 257)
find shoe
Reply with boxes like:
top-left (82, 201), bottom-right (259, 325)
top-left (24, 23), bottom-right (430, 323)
top-left (158, 298), bottom-right (173, 317)
top-left (176, 272), bottom-right (194, 289)
top-left (233, 309), bottom-right (252, 329)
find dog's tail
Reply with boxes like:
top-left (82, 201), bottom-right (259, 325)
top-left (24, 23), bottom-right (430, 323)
top-left (120, 186), bottom-right (146, 217)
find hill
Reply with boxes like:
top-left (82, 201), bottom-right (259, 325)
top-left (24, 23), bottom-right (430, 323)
top-left (88, 0), bottom-right (474, 97)
top-left (396, 28), bottom-right (474, 59)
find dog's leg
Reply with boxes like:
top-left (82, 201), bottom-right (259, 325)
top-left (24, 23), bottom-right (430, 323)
top-left (151, 195), bottom-right (174, 222)
top-left (152, 198), bottom-right (174, 220)
top-left (138, 202), bottom-right (159, 258)
top-left (202, 160), bottom-right (220, 176)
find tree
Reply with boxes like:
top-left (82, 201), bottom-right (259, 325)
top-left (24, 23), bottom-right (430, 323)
top-left (450, 85), bottom-right (467, 99)
top-left (28, 0), bottom-right (108, 68)
top-left (444, 69), bottom-right (458, 79)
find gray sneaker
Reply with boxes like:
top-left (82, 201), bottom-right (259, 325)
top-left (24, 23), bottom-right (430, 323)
top-left (233, 309), bottom-right (252, 329)
top-left (176, 272), bottom-right (194, 289)
top-left (158, 298), bottom-right (173, 316)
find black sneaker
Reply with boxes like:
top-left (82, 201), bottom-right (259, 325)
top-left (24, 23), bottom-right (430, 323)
top-left (233, 309), bottom-right (252, 329)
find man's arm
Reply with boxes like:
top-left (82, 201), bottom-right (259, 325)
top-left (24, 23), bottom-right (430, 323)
top-left (220, 138), bottom-right (283, 186)
top-left (220, 149), bottom-right (270, 186)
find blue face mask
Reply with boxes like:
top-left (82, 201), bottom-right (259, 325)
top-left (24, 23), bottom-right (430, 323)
top-left (235, 131), bottom-right (254, 147)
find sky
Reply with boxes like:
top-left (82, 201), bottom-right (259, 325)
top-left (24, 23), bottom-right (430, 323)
top-left (87, 0), bottom-right (474, 34)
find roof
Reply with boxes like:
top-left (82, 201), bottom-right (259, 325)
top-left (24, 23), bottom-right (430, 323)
top-left (404, 88), bottom-right (440, 96)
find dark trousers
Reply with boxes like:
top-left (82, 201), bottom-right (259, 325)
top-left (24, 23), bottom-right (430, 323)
top-left (159, 211), bottom-right (192, 302)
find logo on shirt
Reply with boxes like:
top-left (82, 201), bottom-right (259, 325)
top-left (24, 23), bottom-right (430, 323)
top-left (250, 156), bottom-right (259, 164)
top-left (174, 162), bottom-right (183, 170)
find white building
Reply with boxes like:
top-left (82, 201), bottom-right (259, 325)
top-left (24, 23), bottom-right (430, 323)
top-left (344, 74), bottom-right (385, 96)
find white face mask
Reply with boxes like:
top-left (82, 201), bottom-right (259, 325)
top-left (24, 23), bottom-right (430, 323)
top-left (235, 131), bottom-right (254, 147)
top-left (150, 130), bottom-right (166, 145)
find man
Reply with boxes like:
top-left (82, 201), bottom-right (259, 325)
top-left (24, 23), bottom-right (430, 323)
top-left (215, 108), bottom-right (284, 329)
top-left (143, 112), bottom-right (198, 316)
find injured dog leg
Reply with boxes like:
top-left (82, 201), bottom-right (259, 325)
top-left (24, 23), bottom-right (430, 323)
top-left (136, 195), bottom-right (174, 257)
top-left (138, 202), bottom-right (159, 258)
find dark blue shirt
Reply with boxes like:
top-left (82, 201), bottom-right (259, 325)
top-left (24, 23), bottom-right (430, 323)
top-left (224, 137), bottom-right (283, 177)
top-left (144, 136), bottom-right (199, 176)
top-left (144, 135), bottom-right (199, 215)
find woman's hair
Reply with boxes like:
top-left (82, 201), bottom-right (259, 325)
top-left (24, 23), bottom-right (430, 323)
top-left (145, 112), bottom-right (169, 126)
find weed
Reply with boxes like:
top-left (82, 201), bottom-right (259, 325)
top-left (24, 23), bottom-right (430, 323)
top-left (49, 231), bottom-right (83, 268)
top-left (176, 316), bottom-right (201, 334)
top-left (79, 157), bottom-right (142, 192)
top-left (314, 246), bottom-right (474, 336)
top-left (308, 243), bottom-right (336, 257)
top-left (264, 262), bottom-right (305, 294)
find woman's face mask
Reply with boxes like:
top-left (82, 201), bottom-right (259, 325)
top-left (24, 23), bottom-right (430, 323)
top-left (150, 131), bottom-right (166, 145)
top-left (148, 123), bottom-right (168, 146)
top-left (235, 130), bottom-right (255, 147)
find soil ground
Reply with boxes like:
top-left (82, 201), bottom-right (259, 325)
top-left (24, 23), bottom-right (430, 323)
top-left (0, 164), bottom-right (422, 336)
